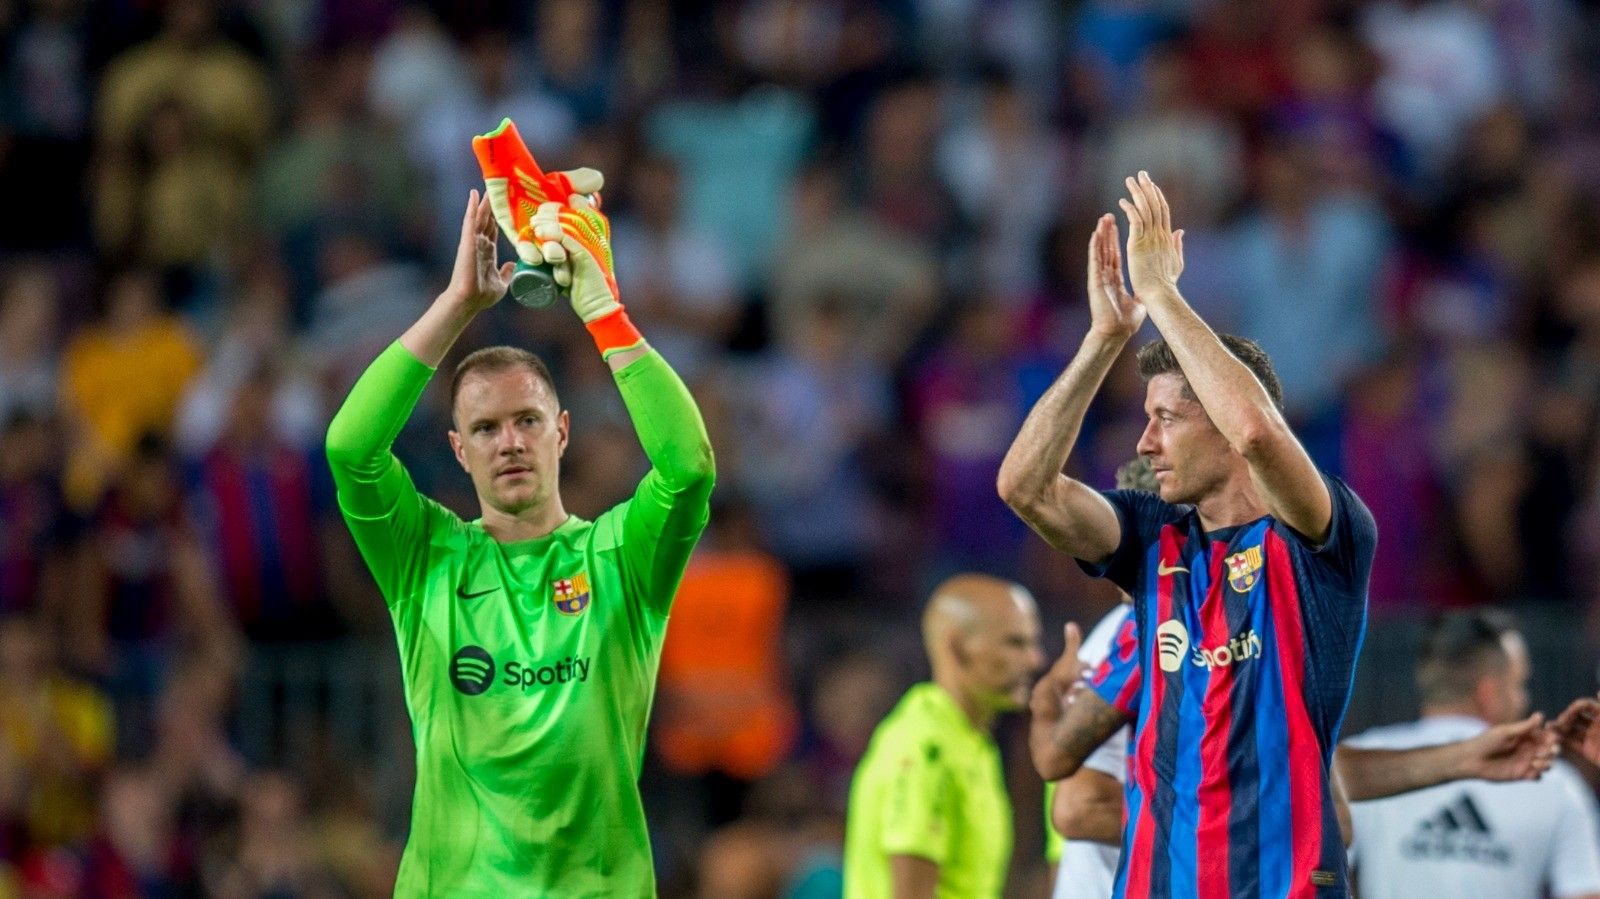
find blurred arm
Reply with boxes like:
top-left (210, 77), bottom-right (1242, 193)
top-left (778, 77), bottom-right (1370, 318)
top-left (1053, 767), bottom-right (1124, 846)
top-left (1336, 714), bottom-right (1555, 801)
top-left (890, 856), bottom-right (940, 899)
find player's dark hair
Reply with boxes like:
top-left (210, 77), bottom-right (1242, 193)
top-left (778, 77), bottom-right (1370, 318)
top-left (450, 346), bottom-right (559, 418)
top-left (1415, 609), bottom-right (1519, 706)
top-left (1135, 335), bottom-right (1285, 412)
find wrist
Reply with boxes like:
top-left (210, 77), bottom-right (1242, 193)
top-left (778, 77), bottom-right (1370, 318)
top-left (1133, 282), bottom-right (1181, 306)
top-left (1082, 330), bottom-right (1132, 354)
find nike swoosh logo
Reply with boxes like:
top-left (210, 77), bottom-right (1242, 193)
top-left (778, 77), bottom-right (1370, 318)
top-left (1156, 563), bottom-right (1189, 576)
top-left (456, 585), bottom-right (498, 600)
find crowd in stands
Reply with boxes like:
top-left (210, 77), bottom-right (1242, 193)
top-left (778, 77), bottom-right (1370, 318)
top-left (4, 0), bottom-right (1600, 894)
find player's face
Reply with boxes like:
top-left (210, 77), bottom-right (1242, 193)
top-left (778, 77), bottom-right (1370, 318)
top-left (1485, 631), bottom-right (1532, 724)
top-left (965, 595), bottom-right (1046, 712)
top-left (449, 368), bottom-right (568, 517)
top-left (1137, 374), bottom-right (1237, 504)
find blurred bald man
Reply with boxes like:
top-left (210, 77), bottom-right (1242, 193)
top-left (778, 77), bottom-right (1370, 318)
top-left (843, 574), bottom-right (1046, 899)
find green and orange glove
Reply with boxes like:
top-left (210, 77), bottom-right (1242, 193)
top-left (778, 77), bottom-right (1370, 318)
top-left (531, 192), bottom-right (643, 360)
top-left (471, 117), bottom-right (604, 308)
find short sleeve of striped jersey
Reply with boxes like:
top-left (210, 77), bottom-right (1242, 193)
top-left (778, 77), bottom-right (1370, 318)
top-left (1087, 613), bottom-right (1141, 718)
top-left (1076, 489), bottom-right (1184, 595)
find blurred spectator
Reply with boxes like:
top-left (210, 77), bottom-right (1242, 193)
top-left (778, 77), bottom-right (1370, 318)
top-left (648, 84), bottom-right (814, 286)
top-left (0, 0), bottom-right (94, 249)
top-left (529, 0), bottom-right (614, 127)
top-left (174, 259), bottom-right (322, 456)
top-left (303, 232), bottom-right (430, 393)
top-left (769, 161), bottom-right (936, 365)
top-left (66, 434), bottom-right (235, 750)
top-left (59, 269), bottom-right (203, 508)
top-left (1361, 0), bottom-right (1505, 179)
top-left (204, 772), bottom-right (342, 897)
top-left (1228, 139), bottom-right (1392, 462)
top-left (1094, 44), bottom-right (1244, 226)
top-left (1271, 28), bottom-right (1391, 194)
top-left (0, 265), bottom-right (61, 422)
top-left (654, 501), bottom-right (799, 826)
top-left (611, 154), bottom-right (741, 379)
top-left (907, 300), bottom-right (1038, 576)
top-left (0, 616), bottom-right (113, 849)
top-left (939, 70), bottom-right (1066, 296)
top-left (365, 6), bottom-right (470, 132)
top-left (0, 413), bottom-right (69, 621)
top-left (92, 95), bottom-right (245, 294)
top-left (409, 29), bottom-right (574, 263)
top-left (857, 77), bottom-right (956, 248)
top-left (95, 0), bottom-right (273, 163)
top-left (733, 300), bottom-right (891, 592)
top-left (184, 365), bottom-right (339, 641)
top-left (81, 766), bottom-right (197, 897)
top-left (255, 49), bottom-right (423, 296)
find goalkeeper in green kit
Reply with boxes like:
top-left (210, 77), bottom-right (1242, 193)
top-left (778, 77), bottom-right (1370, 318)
top-left (325, 157), bottom-right (714, 898)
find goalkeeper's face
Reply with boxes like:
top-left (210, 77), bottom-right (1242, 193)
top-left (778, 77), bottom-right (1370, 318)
top-left (449, 367), bottom-right (568, 516)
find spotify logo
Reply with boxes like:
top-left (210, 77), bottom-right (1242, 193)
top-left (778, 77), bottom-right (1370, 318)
top-left (451, 646), bottom-right (496, 695)
top-left (1156, 620), bottom-right (1190, 673)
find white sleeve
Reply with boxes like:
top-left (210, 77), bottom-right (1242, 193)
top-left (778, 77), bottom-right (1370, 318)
top-left (1550, 767), bottom-right (1600, 898)
top-left (1083, 726), bottom-right (1128, 780)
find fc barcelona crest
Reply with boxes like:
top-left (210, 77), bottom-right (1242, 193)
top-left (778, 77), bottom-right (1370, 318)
top-left (1226, 547), bottom-right (1263, 593)
top-left (552, 572), bottom-right (591, 616)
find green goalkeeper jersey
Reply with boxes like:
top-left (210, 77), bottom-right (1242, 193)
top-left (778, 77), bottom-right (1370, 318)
top-left (326, 342), bottom-right (714, 898)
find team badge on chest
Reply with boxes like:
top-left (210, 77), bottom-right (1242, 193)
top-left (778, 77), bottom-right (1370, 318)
top-left (1225, 546), bottom-right (1263, 593)
top-left (552, 572), bottom-right (592, 616)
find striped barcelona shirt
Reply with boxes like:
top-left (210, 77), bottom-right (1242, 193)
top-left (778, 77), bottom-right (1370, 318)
top-left (1084, 473), bottom-right (1376, 899)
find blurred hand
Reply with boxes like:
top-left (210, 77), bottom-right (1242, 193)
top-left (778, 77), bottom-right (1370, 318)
top-left (1458, 713), bottom-right (1558, 782)
top-left (1086, 213), bottom-right (1146, 341)
top-left (1030, 623), bottom-right (1085, 743)
top-left (1553, 695), bottom-right (1600, 765)
top-left (1118, 171), bottom-right (1186, 298)
top-left (448, 190), bottom-right (514, 312)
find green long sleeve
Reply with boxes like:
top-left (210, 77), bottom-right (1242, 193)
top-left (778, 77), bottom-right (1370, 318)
top-left (325, 341), bottom-right (447, 603)
top-left (610, 349), bottom-right (715, 615)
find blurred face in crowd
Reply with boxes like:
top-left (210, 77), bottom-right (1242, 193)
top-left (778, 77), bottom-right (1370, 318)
top-left (1479, 631), bottom-right (1531, 725)
top-left (1137, 373), bottom-right (1241, 506)
top-left (450, 365), bottom-right (568, 519)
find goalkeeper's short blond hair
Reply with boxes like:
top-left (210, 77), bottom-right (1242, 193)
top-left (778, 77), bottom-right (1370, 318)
top-left (1116, 456), bottom-right (1158, 492)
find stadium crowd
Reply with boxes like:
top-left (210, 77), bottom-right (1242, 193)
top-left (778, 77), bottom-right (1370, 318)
top-left (3, 0), bottom-right (1600, 894)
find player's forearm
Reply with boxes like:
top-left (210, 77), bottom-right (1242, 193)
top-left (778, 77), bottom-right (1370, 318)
top-left (1053, 771), bottom-right (1125, 845)
top-left (612, 349), bottom-right (715, 491)
top-left (1033, 690), bottom-right (1129, 781)
top-left (1137, 285), bottom-right (1286, 455)
top-left (325, 341), bottom-right (434, 485)
top-left (1334, 743), bottom-right (1469, 802)
top-left (998, 332), bottom-right (1123, 508)
top-left (399, 289), bottom-right (479, 368)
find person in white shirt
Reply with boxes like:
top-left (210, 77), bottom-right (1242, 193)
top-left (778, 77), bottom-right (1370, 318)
top-left (1344, 609), bottom-right (1600, 899)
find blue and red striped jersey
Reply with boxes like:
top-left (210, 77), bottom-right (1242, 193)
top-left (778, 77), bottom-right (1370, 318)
top-left (1084, 473), bottom-right (1376, 899)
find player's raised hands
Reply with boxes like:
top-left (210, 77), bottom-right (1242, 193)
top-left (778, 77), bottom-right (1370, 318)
top-left (531, 189), bottom-right (622, 325)
top-left (1117, 171), bottom-right (1185, 298)
top-left (1458, 712), bottom-right (1559, 782)
top-left (1087, 214), bottom-right (1146, 341)
top-left (1553, 695), bottom-right (1600, 765)
top-left (449, 189), bottom-right (516, 312)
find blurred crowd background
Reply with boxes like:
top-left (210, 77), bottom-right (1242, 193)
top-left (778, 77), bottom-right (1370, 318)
top-left (3, 0), bottom-right (1600, 894)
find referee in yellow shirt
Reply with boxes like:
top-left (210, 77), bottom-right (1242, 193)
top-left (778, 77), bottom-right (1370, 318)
top-left (844, 574), bottom-right (1046, 898)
